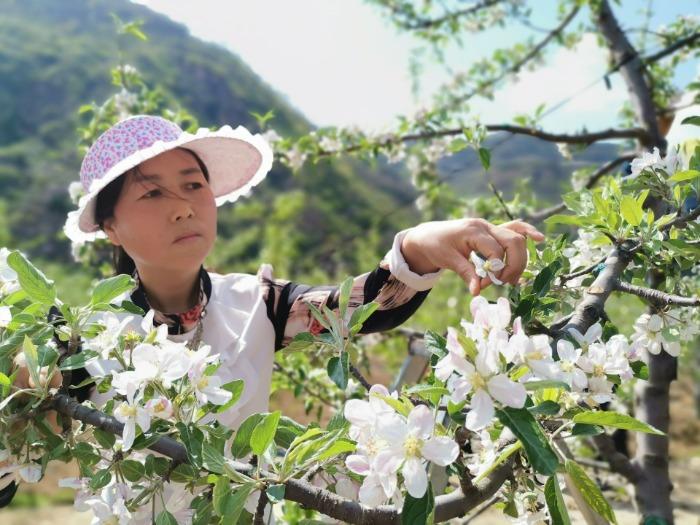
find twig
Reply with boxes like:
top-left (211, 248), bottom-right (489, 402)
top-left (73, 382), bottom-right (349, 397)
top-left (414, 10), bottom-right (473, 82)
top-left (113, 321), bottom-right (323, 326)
top-left (349, 363), bottom-right (372, 391)
top-left (488, 181), bottom-right (515, 220)
top-left (613, 280), bottom-right (700, 307)
top-left (463, 493), bottom-right (503, 524)
top-left (642, 31), bottom-right (700, 64)
top-left (272, 363), bottom-right (335, 407)
top-left (393, 0), bottom-right (504, 30)
top-left (560, 256), bottom-right (609, 283)
top-left (253, 487), bottom-right (269, 525)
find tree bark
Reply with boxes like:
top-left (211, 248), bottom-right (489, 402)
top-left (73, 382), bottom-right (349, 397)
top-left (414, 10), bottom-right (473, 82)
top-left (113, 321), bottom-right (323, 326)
top-left (593, 3), bottom-right (675, 521)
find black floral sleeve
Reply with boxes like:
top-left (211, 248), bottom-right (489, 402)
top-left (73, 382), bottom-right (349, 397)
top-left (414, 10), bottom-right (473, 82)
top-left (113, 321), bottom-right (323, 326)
top-left (258, 258), bottom-right (433, 351)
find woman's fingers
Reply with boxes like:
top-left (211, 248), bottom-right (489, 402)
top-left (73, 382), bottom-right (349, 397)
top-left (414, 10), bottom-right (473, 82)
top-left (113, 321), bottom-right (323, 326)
top-left (487, 225), bottom-right (528, 285)
top-left (500, 219), bottom-right (545, 241)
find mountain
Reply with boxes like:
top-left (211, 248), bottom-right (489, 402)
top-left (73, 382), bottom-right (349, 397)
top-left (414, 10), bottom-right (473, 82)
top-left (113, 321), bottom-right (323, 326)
top-left (0, 0), bottom-right (419, 277)
top-left (0, 0), bottom-right (622, 280)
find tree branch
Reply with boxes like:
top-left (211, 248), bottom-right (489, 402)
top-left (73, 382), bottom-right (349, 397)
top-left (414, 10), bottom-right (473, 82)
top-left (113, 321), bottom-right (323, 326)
top-left (591, 433), bottom-right (642, 483)
top-left (392, 0), bottom-right (505, 30)
top-left (613, 280), bottom-right (700, 307)
top-left (643, 31), bottom-right (700, 65)
top-left (50, 392), bottom-right (513, 524)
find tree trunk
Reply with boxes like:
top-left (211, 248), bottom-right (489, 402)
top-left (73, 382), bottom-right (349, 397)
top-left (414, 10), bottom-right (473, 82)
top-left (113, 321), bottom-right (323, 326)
top-left (593, 2), bottom-right (676, 523)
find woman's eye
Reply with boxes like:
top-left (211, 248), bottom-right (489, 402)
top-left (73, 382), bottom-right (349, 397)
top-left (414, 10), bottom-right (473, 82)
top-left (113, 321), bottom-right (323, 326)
top-left (188, 182), bottom-right (203, 190)
top-left (142, 189), bottom-right (161, 199)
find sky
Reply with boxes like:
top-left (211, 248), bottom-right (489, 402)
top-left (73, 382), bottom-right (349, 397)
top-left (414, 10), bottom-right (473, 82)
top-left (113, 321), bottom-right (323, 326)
top-left (132, 0), bottom-right (698, 135)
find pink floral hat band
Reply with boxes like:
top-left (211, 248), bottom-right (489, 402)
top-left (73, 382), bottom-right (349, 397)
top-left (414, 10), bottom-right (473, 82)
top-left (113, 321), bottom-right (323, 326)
top-left (64, 115), bottom-right (274, 243)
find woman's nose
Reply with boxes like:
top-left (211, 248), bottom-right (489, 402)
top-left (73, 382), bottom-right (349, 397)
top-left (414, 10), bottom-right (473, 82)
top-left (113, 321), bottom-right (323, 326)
top-left (171, 199), bottom-right (195, 222)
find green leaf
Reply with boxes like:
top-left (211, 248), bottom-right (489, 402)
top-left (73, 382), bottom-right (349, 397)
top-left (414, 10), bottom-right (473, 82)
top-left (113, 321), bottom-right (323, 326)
top-left (202, 443), bottom-right (225, 474)
top-left (478, 147), bottom-right (491, 170)
top-left (91, 275), bottom-right (134, 305)
top-left (680, 115), bottom-right (700, 126)
top-left (275, 416), bottom-right (307, 448)
top-left (523, 380), bottom-right (571, 392)
top-left (496, 407), bottom-right (560, 476)
top-left (528, 401), bottom-right (561, 416)
top-left (176, 423), bottom-right (203, 469)
top-left (93, 428), bottom-right (116, 449)
top-left (532, 260), bottom-right (562, 297)
top-left (266, 483), bottom-right (286, 503)
top-left (620, 195), bottom-right (643, 226)
top-left (572, 411), bottom-right (664, 435)
top-left (571, 423), bottom-right (604, 437)
top-left (22, 336), bottom-right (42, 389)
top-left (214, 478), bottom-right (255, 521)
top-left (231, 414), bottom-right (264, 458)
top-left (89, 468), bottom-right (112, 490)
top-left (215, 379), bottom-right (245, 414)
top-left (423, 330), bottom-right (447, 358)
top-left (281, 332), bottom-right (316, 352)
top-left (250, 410), bottom-right (281, 455)
top-left (565, 460), bottom-right (617, 524)
top-left (59, 350), bottom-right (99, 371)
top-left (120, 459), bottom-right (145, 482)
top-left (545, 476), bottom-right (571, 525)
top-left (474, 441), bottom-right (522, 483)
top-left (401, 483), bottom-right (435, 525)
top-left (221, 483), bottom-right (255, 523)
top-left (669, 169), bottom-right (700, 182)
top-left (631, 361), bottom-right (649, 380)
top-left (327, 352), bottom-right (349, 390)
top-left (7, 251), bottom-right (56, 305)
top-left (348, 302), bottom-right (379, 334)
top-left (338, 276), bottom-right (353, 319)
top-left (155, 510), bottom-right (178, 525)
top-left (169, 463), bottom-right (197, 483)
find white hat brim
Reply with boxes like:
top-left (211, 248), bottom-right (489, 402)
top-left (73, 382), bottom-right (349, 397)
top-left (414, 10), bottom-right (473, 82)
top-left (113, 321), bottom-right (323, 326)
top-left (64, 124), bottom-right (273, 243)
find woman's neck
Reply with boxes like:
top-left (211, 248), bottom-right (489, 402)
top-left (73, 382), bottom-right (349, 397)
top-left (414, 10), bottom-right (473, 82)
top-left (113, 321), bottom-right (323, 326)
top-left (135, 264), bottom-right (201, 314)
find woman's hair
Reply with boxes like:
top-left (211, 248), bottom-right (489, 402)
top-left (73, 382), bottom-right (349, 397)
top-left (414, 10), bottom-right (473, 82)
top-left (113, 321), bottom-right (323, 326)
top-left (94, 148), bottom-right (211, 276)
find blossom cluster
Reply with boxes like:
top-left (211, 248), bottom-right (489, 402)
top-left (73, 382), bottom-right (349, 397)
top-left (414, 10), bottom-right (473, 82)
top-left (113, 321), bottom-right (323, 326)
top-left (436, 296), bottom-right (645, 425)
top-left (343, 384), bottom-right (459, 507)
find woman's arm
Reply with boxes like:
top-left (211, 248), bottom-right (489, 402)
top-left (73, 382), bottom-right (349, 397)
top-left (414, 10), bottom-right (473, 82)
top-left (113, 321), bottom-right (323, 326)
top-left (260, 228), bottom-right (443, 351)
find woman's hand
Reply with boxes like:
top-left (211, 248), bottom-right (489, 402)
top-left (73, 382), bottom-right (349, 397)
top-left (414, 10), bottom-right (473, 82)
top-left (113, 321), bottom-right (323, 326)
top-left (401, 218), bottom-right (545, 295)
top-left (12, 354), bottom-right (63, 433)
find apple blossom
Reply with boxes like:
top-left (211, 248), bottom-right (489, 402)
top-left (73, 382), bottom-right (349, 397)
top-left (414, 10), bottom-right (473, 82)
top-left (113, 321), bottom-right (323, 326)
top-left (470, 251), bottom-right (505, 285)
top-left (373, 404), bottom-right (459, 498)
top-left (631, 313), bottom-right (681, 357)
top-left (113, 389), bottom-right (150, 451)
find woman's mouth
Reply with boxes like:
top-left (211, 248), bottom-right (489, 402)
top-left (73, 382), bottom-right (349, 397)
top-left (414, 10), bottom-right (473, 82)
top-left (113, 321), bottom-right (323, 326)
top-left (173, 232), bottom-right (201, 243)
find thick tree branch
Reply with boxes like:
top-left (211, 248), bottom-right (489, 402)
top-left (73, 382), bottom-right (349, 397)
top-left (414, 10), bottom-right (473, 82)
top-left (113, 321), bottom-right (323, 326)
top-left (591, 433), bottom-right (642, 483)
top-left (614, 280), bottom-right (700, 307)
top-left (50, 392), bottom-right (511, 524)
top-left (595, 0), bottom-right (664, 149)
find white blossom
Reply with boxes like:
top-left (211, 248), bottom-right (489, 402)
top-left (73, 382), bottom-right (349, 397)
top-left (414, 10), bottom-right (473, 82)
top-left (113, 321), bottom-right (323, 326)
top-left (113, 388), bottom-right (150, 451)
top-left (630, 313), bottom-right (681, 357)
top-left (470, 252), bottom-right (505, 285)
top-left (373, 405), bottom-right (459, 498)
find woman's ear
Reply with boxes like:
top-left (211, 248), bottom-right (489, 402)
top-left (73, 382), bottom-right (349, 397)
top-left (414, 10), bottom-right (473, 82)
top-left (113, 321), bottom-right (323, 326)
top-left (102, 218), bottom-right (122, 246)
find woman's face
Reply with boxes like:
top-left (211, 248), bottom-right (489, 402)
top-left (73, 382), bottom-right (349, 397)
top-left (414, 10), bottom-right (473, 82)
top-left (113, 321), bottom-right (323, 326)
top-left (103, 149), bottom-right (217, 273)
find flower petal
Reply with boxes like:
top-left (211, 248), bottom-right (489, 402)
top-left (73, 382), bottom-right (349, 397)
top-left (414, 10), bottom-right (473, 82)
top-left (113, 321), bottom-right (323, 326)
top-left (408, 405), bottom-right (434, 439)
top-left (488, 374), bottom-right (527, 408)
top-left (466, 389), bottom-right (494, 431)
top-left (402, 457), bottom-right (428, 498)
top-left (421, 436), bottom-right (459, 466)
